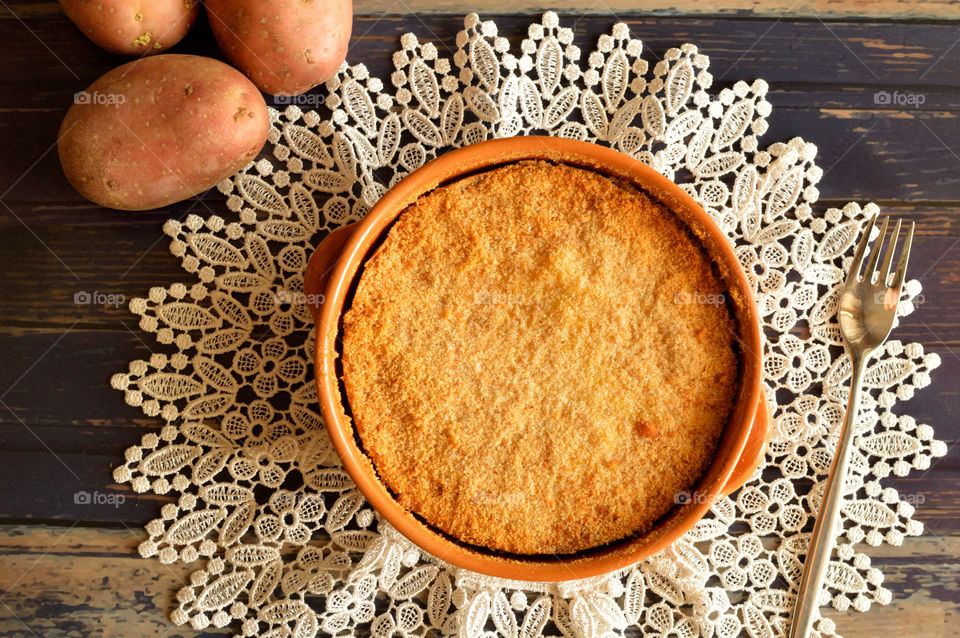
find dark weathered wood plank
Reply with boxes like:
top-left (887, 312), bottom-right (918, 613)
top-left (823, 536), bottom-right (960, 637)
top-left (8, 11), bottom-right (960, 95)
top-left (2, 15), bottom-right (959, 208)
top-left (352, 0), bottom-right (960, 19)
top-left (0, 524), bottom-right (227, 638)
top-left (2, 204), bottom-right (958, 340)
top-left (0, 330), bottom-right (159, 430)
top-left (0, 339), bottom-right (956, 525)
top-left (4, 12), bottom-right (960, 105)
top-left (0, 525), bottom-right (956, 638)
top-left (3, 105), bottom-right (959, 207)
top-left (6, 0), bottom-right (960, 20)
top-left (0, 450), bottom-right (167, 525)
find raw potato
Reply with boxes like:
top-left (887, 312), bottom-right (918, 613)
top-left (59, 0), bottom-right (200, 55)
top-left (58, 55), bottom-right (270, 211)
top-left (206, 0), bottom-right (352, 95)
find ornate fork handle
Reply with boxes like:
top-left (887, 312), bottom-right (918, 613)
top-left (787, 355), bottom-right (867, 638)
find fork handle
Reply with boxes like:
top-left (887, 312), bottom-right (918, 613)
top-left (788, 355), bottom-right (867, 638)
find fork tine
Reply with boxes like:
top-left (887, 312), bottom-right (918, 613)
top-left (892, 221), bottom-right (915, 289)
top-left (864, 216), bottom-right (889, 283)
top-left (847, 213), bottom-right (878, 284)
top-left (879, 218), bottom-right (902, 286)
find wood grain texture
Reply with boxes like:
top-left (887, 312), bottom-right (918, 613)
top-left (352, 0), bottom-right (960, 19)
top-left (2, 204), bottom-right (958, 339)
top-left (0, 525), bottom-right (956, 638)
top-left (4, 14), bottom-right (960, 206)
top-left (5, 0), bottom-right (960, 20)
top-left (0, 3), bottom-right (958, 638)
top-left (0, 525), bottom-right (225, 638)
top-left (4, 108), bottom-right (959, 205)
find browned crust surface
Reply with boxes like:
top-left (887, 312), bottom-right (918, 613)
top-left (341, 161), bottom-right (739, 554)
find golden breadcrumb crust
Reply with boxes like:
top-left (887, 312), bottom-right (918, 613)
top-left (341, 161), bottom-right (739, 555)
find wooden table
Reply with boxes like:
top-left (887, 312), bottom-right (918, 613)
top-left (1, 2), bottom-right (958, 636)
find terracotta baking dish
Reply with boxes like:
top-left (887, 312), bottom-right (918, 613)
top-left (303, 136), bottom-right (768, 581)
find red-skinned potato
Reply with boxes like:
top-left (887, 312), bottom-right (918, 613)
top-left (58, 54), bottom-right (270, 211)
top-left (59, 0), bottom-right (200, 55)
top-left (205, 0), bottom-right (352, 95)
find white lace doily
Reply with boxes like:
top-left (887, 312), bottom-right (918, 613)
top-left (110, 12), bottom-right (945, 638)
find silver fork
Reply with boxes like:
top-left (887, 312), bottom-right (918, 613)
top-left (788, 214), bottom-right (915, 638)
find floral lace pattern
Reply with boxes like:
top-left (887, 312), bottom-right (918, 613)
top-left (110, 13), bottom-right (944, 638)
